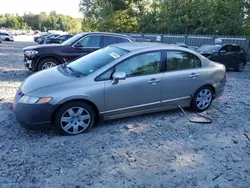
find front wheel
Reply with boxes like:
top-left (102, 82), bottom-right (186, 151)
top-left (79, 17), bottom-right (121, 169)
top-left (235, 60), bottom-right (245, 72)
top-left (191, 86), bottom-right (214, 112)
top-left (53, 101), bottom-right (96, 135)
top-left (38, 58), bottom-right (60, 71)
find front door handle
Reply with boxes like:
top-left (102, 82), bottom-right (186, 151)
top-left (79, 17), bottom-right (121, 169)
top-left (189, 73), bottom-right (200, 79)
top-left (148, 78), bottom-right (161, 84)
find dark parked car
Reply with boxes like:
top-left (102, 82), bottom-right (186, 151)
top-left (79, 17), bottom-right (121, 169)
top-left (34, 33), bottom-right (50, 42)
top-left (23, 32), bottom-right (133, 71)
top-left (37, 34), bottom-right (60, 44)
top-left (196, 44), bottom-right (247, 72)
top-left (44, 34), bottom-right (73, 44)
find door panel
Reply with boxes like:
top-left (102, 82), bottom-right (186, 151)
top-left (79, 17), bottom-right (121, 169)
top-left (162, 68), bottom-right (207, 107)
top-left (162, 50), bottom-right (205, 107)
top-left (104, 51), bottom-right (163, 116)
top-left (104, 73), bottom-right (163, 115)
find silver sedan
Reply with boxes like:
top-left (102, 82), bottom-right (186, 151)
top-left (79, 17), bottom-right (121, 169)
top-left (13, 43), bottom-right (226, 135)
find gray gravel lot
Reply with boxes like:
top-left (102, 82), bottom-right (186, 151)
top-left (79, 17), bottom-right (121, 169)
top-left (0, 41), bottom-right (250, 188)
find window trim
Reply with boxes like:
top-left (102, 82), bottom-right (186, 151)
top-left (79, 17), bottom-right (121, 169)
top-left (95, 50), bottom-right (165, 82)
top-left (164, 50), bottom-right (202, 72)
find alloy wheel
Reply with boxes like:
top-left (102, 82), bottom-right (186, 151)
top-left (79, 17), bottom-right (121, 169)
top-left (41, 62), bottom-right (57, 70)
top-left (196, 89), bottom-right (212, 110)
top-left (238, 61), bottom-right (244, 72)
top-left (60, 107), bottom-right (91, 135)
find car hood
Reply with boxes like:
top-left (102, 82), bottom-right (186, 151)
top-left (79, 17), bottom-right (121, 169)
top-left (23, 44), bottom-right (63, 51)
top-left (20, 66), bottom-right (76, 94)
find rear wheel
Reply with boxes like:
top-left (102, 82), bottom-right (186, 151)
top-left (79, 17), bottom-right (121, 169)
top-left (235, 60), bottom-right (245, 72)
top-left (38, 58), bottom-right (60, 71)
top-left (191, 86), bottom-right (214, 112)
top-left (53, 101), bottom-right (96, 135)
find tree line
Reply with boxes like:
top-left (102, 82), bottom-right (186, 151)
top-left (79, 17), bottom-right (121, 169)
top-left (80, 0), bottom-right (250, 36)
top-left (1, 0), bottom-right (250, 36)
top-left (0, 11), bottom-right (83, 34)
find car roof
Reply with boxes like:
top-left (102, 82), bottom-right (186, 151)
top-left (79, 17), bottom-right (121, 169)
top-left (79, 32), bottom-right (132, 39)
top-left (110, 42), bottom-right (186, 52)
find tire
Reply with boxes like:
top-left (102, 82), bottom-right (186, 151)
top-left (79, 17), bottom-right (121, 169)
top-left (5, 38), bottom-right (10, 41)
top-left (53, 101), bottom-right (96, 136)
top-left (37, 58), bottom-right (60, 71)
top-left (190, 86), bottom-right (214, 112)
top-left (235, 60), bottom-right (245, 72)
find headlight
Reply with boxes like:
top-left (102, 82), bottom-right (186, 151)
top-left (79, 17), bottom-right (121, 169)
top-left (19, 95), bottom-right (52, 104)
top-left (24, 50), bottom-right (38, 57)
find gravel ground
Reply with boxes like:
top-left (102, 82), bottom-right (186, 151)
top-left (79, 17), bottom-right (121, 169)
top-left (0, 40), bottom-right (250, 188)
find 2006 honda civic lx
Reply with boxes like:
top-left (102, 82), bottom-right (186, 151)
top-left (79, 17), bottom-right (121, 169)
top-left (13, 43), bottom-right (226, 135)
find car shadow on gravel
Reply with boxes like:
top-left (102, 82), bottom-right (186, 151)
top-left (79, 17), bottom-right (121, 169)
top-left (0, 101), bottom-right (58, 138)
top-left (0, 69), bottom-right (32, 82)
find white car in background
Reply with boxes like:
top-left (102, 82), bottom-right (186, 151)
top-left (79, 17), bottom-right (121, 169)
top-left (0, 32), bottom-right (14, 41)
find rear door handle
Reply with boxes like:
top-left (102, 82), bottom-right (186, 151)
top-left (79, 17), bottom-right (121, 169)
top-left (148, 78), bottom-right (161, 84)
top-left (189, 73), bottom-right (200, 79)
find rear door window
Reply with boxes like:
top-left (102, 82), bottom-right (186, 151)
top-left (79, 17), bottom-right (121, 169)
top-left (220, 45), bottom-right (233, 53)
top-left (232, 45), bottom-right (241, 52)
top-left (166, 51), bottom-right (201, 71)
top-left (103, 36), bottom-right (117, 46)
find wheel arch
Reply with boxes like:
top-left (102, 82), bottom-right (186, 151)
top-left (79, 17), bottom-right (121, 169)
top-left (192, 84), bottom-right (216, 99)
top-left (36, 55), bottom-right (63, 70)
top-left (51, 98), bottom-right (100, 125)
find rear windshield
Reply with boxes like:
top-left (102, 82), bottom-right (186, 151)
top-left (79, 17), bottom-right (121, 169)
top-left (68, 46), bottom-right (128, 76)
top-left (197, 45), bottom-right (221, 53)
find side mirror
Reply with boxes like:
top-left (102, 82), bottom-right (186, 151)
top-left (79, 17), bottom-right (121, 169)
top-left (111, 72), bottom-right (126, 85)
top-left (219, 50), bottom-right (226, 54)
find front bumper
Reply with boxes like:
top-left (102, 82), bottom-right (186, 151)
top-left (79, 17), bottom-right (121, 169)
top-left (24, 56), bottom-right (36, 70)
top-left (13, 89), bottom-right (56, 130)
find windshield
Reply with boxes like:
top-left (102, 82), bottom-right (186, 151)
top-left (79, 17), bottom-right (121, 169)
top-left (67, 46), bottom-right (129, 75)
top-left (197, 45), bottom-right (221, 53)
top-left (62, 33), bottom-right (85, 46)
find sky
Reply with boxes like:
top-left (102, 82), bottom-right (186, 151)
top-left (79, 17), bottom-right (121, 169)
top-left (0, 0), bottom-right (83, 18)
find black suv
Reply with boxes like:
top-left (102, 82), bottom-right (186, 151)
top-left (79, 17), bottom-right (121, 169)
top-left (196, 44), bottom-right (247, 72)
top-left (23, 32), bottom-right (133, 71)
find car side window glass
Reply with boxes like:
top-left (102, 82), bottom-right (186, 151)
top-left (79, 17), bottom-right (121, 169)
top-left (220, 45), bottom-right (230, 52)
top-left (115, 52), bottom-right (161, 77)
top-left (103, 36), bottom-right (117, 46)
top-left (232, 46), bottom-right (241, 52)
top-left (76, 35), bottom-right (101, 47)
top-left (96, 68), bottom-right (114, 81)
top-left (166, 51), bottom-right (201, 71)
top-left (60, 35), bottom-right (67, 40)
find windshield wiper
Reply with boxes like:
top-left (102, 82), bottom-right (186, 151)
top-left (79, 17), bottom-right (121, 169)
top-left (61, 64), bottom-right (69, 74)
top-left (61, 64), bottom-right (83, 77)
